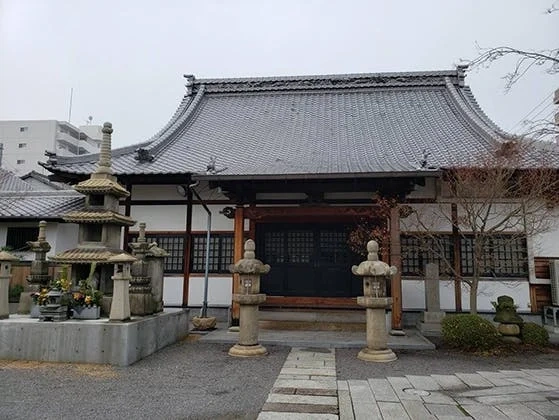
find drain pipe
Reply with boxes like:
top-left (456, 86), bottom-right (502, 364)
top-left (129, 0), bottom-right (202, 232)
top-left (188, 181), bottom-right (211, 318)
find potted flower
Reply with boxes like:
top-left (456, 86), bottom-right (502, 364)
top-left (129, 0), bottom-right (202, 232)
top-left (71, 279), bottom-right (103, 319)
top-left (71, 263), bottom-right (102, 320)
top-left (38, 266), bottom-right (72, 322)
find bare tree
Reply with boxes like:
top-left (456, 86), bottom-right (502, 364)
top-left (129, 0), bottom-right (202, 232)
top-left (404, 140), bottom-right (559, 314)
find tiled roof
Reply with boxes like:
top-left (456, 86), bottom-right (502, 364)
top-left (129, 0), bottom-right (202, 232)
top-left (43, 68), bottom-right (545, 179)
top-left (20, 171), bottom-right (72, 190)
top-left (63, 210), bottom-right (135, 226)
top-left (49, 248), bottom-right (132, 264)
top-left (0, 191), bottom-right (84, 219)
top-left (0, 169), bottom-right (33, 191)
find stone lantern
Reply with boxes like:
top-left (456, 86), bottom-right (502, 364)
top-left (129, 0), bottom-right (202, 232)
top-left (108, 253), bottom-right (137, 322)
top-left (352, 240), bottom-right (398, 362)
top-left (228, 239), bottom-right (270, 357)
top-left (0, 250), bottom-right (19, 319)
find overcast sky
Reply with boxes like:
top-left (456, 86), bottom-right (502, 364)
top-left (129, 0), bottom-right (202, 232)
top-left (1, 0), bottom-right (557, 148)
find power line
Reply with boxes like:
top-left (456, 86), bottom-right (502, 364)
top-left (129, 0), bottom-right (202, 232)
top-left (509, 91), bottom-right (554, 132)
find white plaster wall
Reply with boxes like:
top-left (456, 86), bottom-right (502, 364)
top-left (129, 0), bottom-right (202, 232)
top-left (532, 208), bottom-right (559, 258)
top-left (132, 185), bottom-right (187, 200)
top-left (401, 203), bottom-right (453, 232)
top-left (130, 205), bottom-right (186, 231)
top-left (191, 205), bottom-right (234, 232)
top-left (188, 276), bottom-right (232, 306)
top-left (162, 276), bottom-right (183, 306)
top-left (402, 278), bottom-right (530, 312)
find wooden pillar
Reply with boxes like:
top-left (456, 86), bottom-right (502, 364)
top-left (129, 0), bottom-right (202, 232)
top-left (182, 189), bottom-right (193, 307)
top-left (451, 203), bottom-right (462, 312)
top-left (248, 205), bottom-right (256, 240)
top-left (231, 205), bottom-right (244, 325)
top-left (389, 206), bottom-right (403, 331)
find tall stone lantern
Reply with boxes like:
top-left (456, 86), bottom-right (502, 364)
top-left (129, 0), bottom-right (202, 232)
top-left (228, 239), bottom-right (270, 357)
top-left (0, 251), bottom-right (19, 319)
top-left (352, 240), bottom-right (398, 362)
top-left (108, 253), bottom-right (137, 322)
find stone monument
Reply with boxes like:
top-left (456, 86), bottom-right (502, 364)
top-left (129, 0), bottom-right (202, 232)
top-left (352, 240), bottom-right (398, 362)
top-left (128, 222), bottom-right (154, 316)
top-left (493, 295), bottom-right (523, 343)
top-left (18, 221), bottom-right (52, 316)
top-left (49, 122), bottom-right (136, 314)
top-left (108, 253), bottom-right (137, 322)
top-left (228, 239), bottom-right (270, 357)
top-left (0, 251), bottom-right (19, 319)
top-left (417, 263), bottom-right (445, 335)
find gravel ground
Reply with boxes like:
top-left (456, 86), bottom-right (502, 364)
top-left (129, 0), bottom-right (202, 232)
top-left (336, 341), bottom-right (559, 380)
top-left (0, 339), bottom-right (290, 420)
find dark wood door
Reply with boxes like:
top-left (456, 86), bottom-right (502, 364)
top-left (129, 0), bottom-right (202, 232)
top-left (257, 223), bottom-right (361, 297)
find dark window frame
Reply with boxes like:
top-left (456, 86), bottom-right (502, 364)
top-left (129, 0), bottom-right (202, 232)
top-left (190, 233), bottom-right (234, 274)
top-left (128, 232), bottom-right (185, 274)
top-left (6, 227), bottom-right (39, 251)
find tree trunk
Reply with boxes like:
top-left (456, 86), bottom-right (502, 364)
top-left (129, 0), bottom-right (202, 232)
top-left (469, 280), bottom-right (478, 314)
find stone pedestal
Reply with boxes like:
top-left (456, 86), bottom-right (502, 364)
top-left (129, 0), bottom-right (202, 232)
top-left (418, 263), bottom-right (445, 335)
top-left (228, 240), bottom-right (270, 358)
top-left (357, 296), bottom-right (397, 362)
top-left (0, 251), bottom-right (19, 319)
top-left (352, 241), bottom-right (398, 363)
top-left (498, 323), bottom-right (522, 343)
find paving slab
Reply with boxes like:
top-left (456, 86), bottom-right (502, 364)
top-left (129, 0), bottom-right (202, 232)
top-left (406, 374), bottom-right (442, 391)
top-left (338, 387), bottom-right (355, 420)
top-left (524, 400), bottom-right (559, 416)
top-left (476, 371), bottom-right (515, 386)
top-left (401, 400), bottom-right (437, 420)
top-left (378, 401), bottom-right (411, 420)
top-left (425, 403), bottom-right (467, 417)
top-left (495, 403), bottom-right (547, 420)
top-left (461, 404), bottom-right (510, 420)
top-left (431, 374), bottom-right (468, 391)
top-left (454, 373), bottom-right (493, 388)
top-left (368, 378), bottom-right (399, 402)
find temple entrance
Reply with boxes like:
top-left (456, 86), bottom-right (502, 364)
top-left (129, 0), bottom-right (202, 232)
top-left (257, 223), bottom-right (361, 297)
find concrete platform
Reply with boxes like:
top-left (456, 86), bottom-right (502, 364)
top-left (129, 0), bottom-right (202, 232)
top-left (0, 308), bottom-right (189, 366)
top-left (197, 323), bottom-right (435, 350)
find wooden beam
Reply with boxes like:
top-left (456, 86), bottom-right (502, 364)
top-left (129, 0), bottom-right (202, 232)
top-left (182, 189), bottom-right (193, 307)
top-left (244, 206), bottom-right (378, 220)
top-left (389, 206), bottom-right (403, 331)
top-left (451, 203), bottom-right (462, 312)
top-left (262, 296), bottom-right (360, 309)
top-left (231, 206), bottom-right (244, 325)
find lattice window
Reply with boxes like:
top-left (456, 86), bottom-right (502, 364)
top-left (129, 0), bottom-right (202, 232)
top-left (287, 230), bottom-right (313, 263)
top-left (319, 230), bottom-right (351, 264)
top-left (401, 234), bottom-right (453, 276)
top-left (191, 234), bottom-right (234, 273)
top-left (461, 235), bottom-right (527, 278)
top-left (128, 233), bottom-right (185, 274)
top-left (264, 231), bottom-right (285, 263)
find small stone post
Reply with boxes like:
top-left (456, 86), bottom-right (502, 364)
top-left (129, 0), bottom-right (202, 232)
top-left (352, 241), bottom-right (398, 362)
top-left (108, 253), bottom-right (137, 322)
top-left (145, 239), bottom-right (168, 314)
top-left (417, 263), bottom-right (445, 335)
top-left (0, 251), bottom-right (19, 319)
top-left (228, 239), bottom-right (270, 357)
top-left (19, 221), bottom-right (51, 316)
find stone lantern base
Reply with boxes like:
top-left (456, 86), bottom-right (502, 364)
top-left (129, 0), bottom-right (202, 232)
top-left (358, 347), bottom-right (397, 362)
top-left (228, 343), bottom-right (268, 357)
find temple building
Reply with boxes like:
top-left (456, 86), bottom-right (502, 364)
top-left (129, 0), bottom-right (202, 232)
top-left (41, 67), bottom-right (559, 327)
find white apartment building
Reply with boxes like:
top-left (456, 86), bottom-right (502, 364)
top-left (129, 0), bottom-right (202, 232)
top-left (0, 120), bottom-right (101, 175)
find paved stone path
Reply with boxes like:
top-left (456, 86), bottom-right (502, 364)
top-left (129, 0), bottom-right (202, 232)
top-left (258, 347), bottom-right (559, 419)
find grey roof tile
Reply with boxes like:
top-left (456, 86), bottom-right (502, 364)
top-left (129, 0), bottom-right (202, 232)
top-left (42, 68), bottom-right (551, 179)
top-left (0, 191), bottom-right (84, 219)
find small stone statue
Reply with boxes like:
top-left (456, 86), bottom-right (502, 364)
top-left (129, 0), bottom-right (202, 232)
top-left (493, 295), bottom-right (523, 324)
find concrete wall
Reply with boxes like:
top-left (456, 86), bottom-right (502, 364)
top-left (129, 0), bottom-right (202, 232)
top-left (0, 309), bottom-right (189, 366)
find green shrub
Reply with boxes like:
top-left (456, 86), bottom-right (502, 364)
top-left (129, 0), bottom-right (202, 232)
top-left (521, 322), bottom-right (549, 346)
top-left (441, 314), bottom-right (501, 351)
top-left (8, 284), bottom-right (24, 302)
